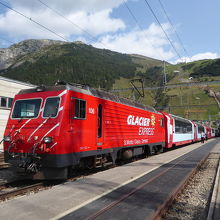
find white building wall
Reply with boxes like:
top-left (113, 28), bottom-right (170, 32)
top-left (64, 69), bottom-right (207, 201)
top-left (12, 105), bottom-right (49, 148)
top-left (0, 77), bottom-right (35, 151)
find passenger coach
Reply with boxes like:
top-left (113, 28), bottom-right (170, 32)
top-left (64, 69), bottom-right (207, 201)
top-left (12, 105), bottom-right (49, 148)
top-left (161, 112), bottom-right (194, 148)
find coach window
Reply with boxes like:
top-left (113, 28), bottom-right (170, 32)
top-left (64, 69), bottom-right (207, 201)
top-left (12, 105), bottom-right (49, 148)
top-left (74, 99), bottom-right (86, 119)
top-left (187, 124), bottom-right (192, 133)
top-left (175, 120), bottom-right (181, 133)
top-left (198, 125), bottom-right (204, 133)
top-left (43, 97), bottom-right (60, 118)
top-left (175, 119), bottom-right (192, 133)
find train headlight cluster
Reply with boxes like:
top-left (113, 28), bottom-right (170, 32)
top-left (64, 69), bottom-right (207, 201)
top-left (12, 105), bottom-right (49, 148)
top-left (43, 136), bottom-right (53, 143)
top-left (4, 136), bottom-right (11, 142)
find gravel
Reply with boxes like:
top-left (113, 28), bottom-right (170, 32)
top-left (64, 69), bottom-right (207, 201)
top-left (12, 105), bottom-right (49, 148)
top-left (163, 153), bottom-right (220, 220)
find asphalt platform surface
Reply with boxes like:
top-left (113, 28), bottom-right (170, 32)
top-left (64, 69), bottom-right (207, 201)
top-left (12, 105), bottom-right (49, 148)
top-left (60, 139), bottom-right (220, 220)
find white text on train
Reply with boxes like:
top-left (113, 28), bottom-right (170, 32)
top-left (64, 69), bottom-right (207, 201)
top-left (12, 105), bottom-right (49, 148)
top-left (127, 115), bottom-right (151, 126)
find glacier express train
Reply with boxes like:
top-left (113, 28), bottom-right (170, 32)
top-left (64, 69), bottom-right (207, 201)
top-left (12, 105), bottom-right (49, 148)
top-left (3, 83), bottom-right (215, 179)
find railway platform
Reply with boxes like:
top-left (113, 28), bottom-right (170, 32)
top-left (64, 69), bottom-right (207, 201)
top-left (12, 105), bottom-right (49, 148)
top-left (0, 138), bottom-right (219, 220)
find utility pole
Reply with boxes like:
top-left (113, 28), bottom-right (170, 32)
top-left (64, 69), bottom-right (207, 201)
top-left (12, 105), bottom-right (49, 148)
top-left (163, 60), bottom-right (167, 86)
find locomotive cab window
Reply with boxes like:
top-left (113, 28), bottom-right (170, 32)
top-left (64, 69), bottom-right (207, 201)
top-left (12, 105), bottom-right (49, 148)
top-left (43, 97), bottom-right (60, 118)
top-left (73, 98), bottom-right (86, 119)
top-left (12, 99), bottom-right (41, 119)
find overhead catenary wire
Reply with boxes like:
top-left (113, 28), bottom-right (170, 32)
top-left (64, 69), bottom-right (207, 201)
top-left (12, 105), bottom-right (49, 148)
top-left (0, 1), bottom-right (106, 55)
top-left (0, 0), bottom-right (110, 53)
top-left (123, 0), bottom-right (166, 61)
top-left (143, 0), bottom-right (182, 60)
top-left (0, 1), bottom-right (69, 42)
top-left (157, 0), bottom-right (191, 60)
top-left (36, 0), bottom-right (101, 45)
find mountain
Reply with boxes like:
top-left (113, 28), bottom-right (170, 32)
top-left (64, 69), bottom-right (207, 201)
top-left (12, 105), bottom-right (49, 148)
top-left (0, 39), bottom-right (163, 90)
top-left (0, 39), bottom-right (67, 70)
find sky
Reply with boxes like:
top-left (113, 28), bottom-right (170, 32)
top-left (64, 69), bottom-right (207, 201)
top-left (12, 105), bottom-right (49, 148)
top-left (0, 0), bottom-right (220, 63)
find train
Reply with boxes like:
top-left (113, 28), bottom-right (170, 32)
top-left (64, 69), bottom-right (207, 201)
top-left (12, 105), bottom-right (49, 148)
top-left (3, 82), bottom-right (216, 179)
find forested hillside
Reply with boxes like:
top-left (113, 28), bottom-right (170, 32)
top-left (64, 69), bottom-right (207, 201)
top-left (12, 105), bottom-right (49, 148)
top-left (0, 43), bottom-right (141, 90)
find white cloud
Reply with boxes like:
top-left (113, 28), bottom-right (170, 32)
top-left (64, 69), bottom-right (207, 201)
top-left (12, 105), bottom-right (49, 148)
top-left (93, 23), bottom-right (175, 60)
top-left (174, 52), bottom-right (219, 63)
top-left (7, 0), bottom-right (126, 14)
top-left (0, 0), bottom-right (126, 41)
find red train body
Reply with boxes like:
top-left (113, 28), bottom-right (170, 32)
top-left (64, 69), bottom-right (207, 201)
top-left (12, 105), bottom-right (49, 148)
top-left (3, 83), bottom-right (215, 179)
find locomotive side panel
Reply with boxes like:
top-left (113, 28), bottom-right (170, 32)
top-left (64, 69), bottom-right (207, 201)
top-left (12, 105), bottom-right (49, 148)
top-left (103, 100), bottom-right (165, 149)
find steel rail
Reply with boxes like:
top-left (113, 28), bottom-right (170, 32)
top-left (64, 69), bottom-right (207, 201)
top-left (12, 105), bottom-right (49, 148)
top-left (0, 181), bottom-right (45, 201)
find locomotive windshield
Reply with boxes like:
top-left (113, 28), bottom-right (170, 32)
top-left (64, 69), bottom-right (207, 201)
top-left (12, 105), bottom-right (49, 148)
top-left (43, 97), bottom-right (60, 118)
top-left (12, 99), bottom-right (42, 119)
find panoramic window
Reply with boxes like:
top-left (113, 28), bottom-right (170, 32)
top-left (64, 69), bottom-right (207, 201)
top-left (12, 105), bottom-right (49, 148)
top-left (43, 97), bottom-right (60, 118)
top-left (175, 118), bottom-right (192, 134)
top-left (12, 99), bottom-right (41, 119)
top-left (74, 99), bottom-right (86, 119)
top-left (198, 125), bottom-right (205, 133)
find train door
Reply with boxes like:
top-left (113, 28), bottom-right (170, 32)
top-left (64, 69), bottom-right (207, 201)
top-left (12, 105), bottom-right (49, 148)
top-left (97, 104), bottom-right (103, 148)
top-left (165, 114), bottom-right (174, 148)
top-left (70, 97), bottom-right (87, 148)
top-left (193, 124), bottom-right (197, 141)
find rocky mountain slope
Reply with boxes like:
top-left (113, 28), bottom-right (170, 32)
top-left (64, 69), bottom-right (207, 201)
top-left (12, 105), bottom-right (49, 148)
top-left (0, 39), bottom-right (67, 70)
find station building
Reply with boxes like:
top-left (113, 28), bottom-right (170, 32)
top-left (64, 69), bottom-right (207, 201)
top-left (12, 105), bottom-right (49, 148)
top-left (0, 76), bottom-right (35, 151)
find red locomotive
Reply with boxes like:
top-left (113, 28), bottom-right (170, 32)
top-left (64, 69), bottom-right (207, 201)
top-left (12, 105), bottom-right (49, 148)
top-left (3, 83), bottom-right (165, 179)
top-left (3, 83), bottom-right (215, 179)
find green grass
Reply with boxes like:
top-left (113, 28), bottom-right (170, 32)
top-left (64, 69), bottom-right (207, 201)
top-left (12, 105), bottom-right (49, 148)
top-left (113, 76), bottom-right (220, 121)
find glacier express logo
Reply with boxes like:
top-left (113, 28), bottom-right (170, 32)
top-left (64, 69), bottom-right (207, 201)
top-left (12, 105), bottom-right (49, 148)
top-left (151, 114), bottom-right (156, 126)
top-left (127, 115), bottom-right (155, 136)
top-left (127, 115), bottom-right (150, 126)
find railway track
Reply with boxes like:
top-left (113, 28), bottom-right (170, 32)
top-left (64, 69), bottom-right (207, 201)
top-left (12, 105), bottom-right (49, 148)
top-left (0, 151), bottom-right (150, 202)
top-left (0, 180), bottom-right (53, 202)
top-left (0, 152), bottom-right (9, 169)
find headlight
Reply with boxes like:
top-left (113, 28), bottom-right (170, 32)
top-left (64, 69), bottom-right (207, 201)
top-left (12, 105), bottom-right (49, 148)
top-left (43, 136), bottom-right (53, 143)
top-left (4, 136), bottom-right (11, 142)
